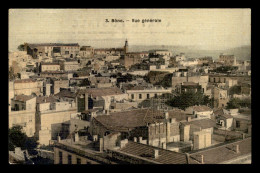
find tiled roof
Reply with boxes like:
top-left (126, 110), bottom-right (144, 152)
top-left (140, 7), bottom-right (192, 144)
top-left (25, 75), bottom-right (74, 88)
top-left (182, 82), bottom-right (199, 86)
top-left (181, 118), bottom-right (216, 129)
top-left (118, 141), bottom-right (188, 164)
top-left (36, 96), bottom-right (59, 104)
top-left (93, 109), bottom-right (185, 132)
top-left (28, 43), bottom-right (79, 48)
top-left (54, 90), bottom-right (76, 99)
top-left (77, 87), bottom-right (124, 97)
top-left (220, 114), bottom-right (233, 119)
top-left (191, 105), bottom-right (212, 112)
top-left (13, 95), bottom-right (35, 102)
top-left (14, 79), bottom-right (36, 83)
top-left (41, 62), bottom-right (60, 65)
top-left (189, 137), bottom-right (251, 164)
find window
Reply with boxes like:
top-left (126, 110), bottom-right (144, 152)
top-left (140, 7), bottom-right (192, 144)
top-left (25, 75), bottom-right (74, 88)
top-left (68, 155), bottom-right (72, 164)
top-left (236, 121), bottom-right (241, 128)
top-left (76, 158), bottom-right (81, 164)
top-left (139, 94), bottom-right (142, 99)
top-left (147, 94), bottom-right (150, 99)
top-left (59, 151), bottom-right (62, 164)
top-left (131, 94), bottom-right (134, 99)
top-left (154, 94), bottom-right (158, 98)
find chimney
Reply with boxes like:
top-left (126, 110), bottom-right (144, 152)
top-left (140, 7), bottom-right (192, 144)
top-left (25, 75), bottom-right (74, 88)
top-left (99, 138), bottom-right (104, 152)
top-left (74, 132), bottom-right (79, 142)
top-left (57, 135), bottom-right (61, 142)
top-left (134, 137), bottom-right (137, 142)
top-left (235, 145), bottom-right (240, 153)
top-left (120, 139), bottom-right (128, 148)
top-left (201, 155), bottom-right (204, 164)
top-left (164, 112), bottom-right (169, 120)
top-left (242, 133), bottom-right (246, 140)
top-left (162, 142), bottom-right (166, 149)
top-left (187, 116), bottom-right (191, 122)
top-left (139, 136), bottom-right (142, 143)
top-left (85, 93), bottom-right (88, 111)
top-left (93, 135), bottom-right (98, 142)
top-left (154, 149), bottom-right (159, 159)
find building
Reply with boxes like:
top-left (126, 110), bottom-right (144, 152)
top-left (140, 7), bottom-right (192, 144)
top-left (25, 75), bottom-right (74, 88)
top-left (188, 137), bottom-right (251, 164)
top-left (172, 73), bottom-right (209, 92)
top-left (60, 60), bottom-right (80, 71)
top-left (54, 135), bottom-right (117, 164)
top-left (13, 79), bottom-right (40, 96)
top-left (176, 82), bottom-right (202, 94)
top-left (50, 78), bottom-right (69, 95)
top-left (79, 46), bottom-right (94, 57)
top-left (9, 95), bottom-right (36, 137)
top-left (40, 62), bottom-right (60, 72)
top-left (126, 86), bottom-right (172, 103)
top-left (149, 50), bottom-right (172, 57)
top-left (212, 87), bottom-right (229, 108)
top-left (219, 54), bottom-right (236, 66)
top-left (124, 53), bottom-right (143, 70)
top-left (25, 43), bottom-right (80, 58)
top-left (35, 96), bottom-right (78, 145)
top-left (185, 106), bottom-right (213, 119)
top-left (76, 87), bottom-right (128, 112)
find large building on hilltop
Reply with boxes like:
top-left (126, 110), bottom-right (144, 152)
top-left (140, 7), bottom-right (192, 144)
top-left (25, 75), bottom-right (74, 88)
top-left (24, 43), bottom-right (80, 58)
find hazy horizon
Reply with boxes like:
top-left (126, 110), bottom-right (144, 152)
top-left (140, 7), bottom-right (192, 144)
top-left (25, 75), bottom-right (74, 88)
top-left (9, 9), bottom-right (251, 52)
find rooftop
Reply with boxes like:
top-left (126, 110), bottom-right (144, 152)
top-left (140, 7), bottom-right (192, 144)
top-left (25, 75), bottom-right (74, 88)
top-left (188, 105), bottom-right (212, 112)
top-left (181, 118), bottom-right (216, 129)
top-left (27, 43), bottom-right (79, 48)
top-left (117, 141), bottom-right (188, 164)
top-left (36, 96), bottom-right (59, 104)
top-left (14, 79), bottom-right (36, 84)
top-left (93, 109), bottom-right (187, 132)
top-left (189, 137), bottom-right (251, 164)
top-left (77, 87), bottom-right (124, 97)
top-left (13, 95), bottom-right (35, 102)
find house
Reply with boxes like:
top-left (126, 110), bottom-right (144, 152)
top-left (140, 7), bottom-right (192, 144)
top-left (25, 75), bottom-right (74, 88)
top-left (76, 87), bottom-right (128, 112)
top-left (13, 79), bottom-right (40, 96)
top-left (25, 43), bottom-right (80, 58)
top-left (91, 109), bottom-right (190, 149)
top-left (40, 62), bottom-right (60, 72)
top-left (60, 60), bottom-right (80, 71)
top-left (214, 108), bottom-right (233, 130)
top-left (106, 140), bottom-right (189, 164)
top-left (9, 95), bottom-right (36, 137)
top-left (35, 96), bottom-right (78, 145)
top-left (218, 54), bottom-right (236, 66)
top-left (189, 137), bottom-right (251, 164)
top-left (185, 105), bottom-right (213, 119)
top-left (53, 133), bottom-right (117, 164)
top-left (180, 118), bottom-right (217, 147)
top-left (126, 86), bottom-right (172, 103)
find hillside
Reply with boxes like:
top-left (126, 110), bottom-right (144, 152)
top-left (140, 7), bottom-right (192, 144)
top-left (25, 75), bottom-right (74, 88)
top-left (129, 45), bottom-right (251, 60)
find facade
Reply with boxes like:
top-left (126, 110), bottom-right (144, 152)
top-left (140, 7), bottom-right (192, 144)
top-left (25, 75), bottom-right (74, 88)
top-left (219, 54), bottom-right (236, 66)
top-left (13, 79), bottom-right (40, 96)
top-left (126, 87), bottom-right (172, 103)
top-left (9, 96), bottom-right (36, 137)
top-left (25, 43), bottom-right (80, 58)
top-left (60, 60), bottom-right (80, 71)
top-left (40, 62), bottom-right (60, 72)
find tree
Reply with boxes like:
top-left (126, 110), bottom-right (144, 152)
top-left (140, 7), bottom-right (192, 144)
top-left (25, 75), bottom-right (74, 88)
top-left (226, 98), bottom-right (251, 109)
top-left (229, 85), bottom-right (241, 96)
top-left (17, 44), bottom-right (25, 51)
top-left (166, 91), bottom-right (211, 110)
top-left (9, 125), bottom-right (38, 153)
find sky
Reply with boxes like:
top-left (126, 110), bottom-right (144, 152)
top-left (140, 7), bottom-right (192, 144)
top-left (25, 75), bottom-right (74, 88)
top-left (9, 9), bottom-right (251, 51)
